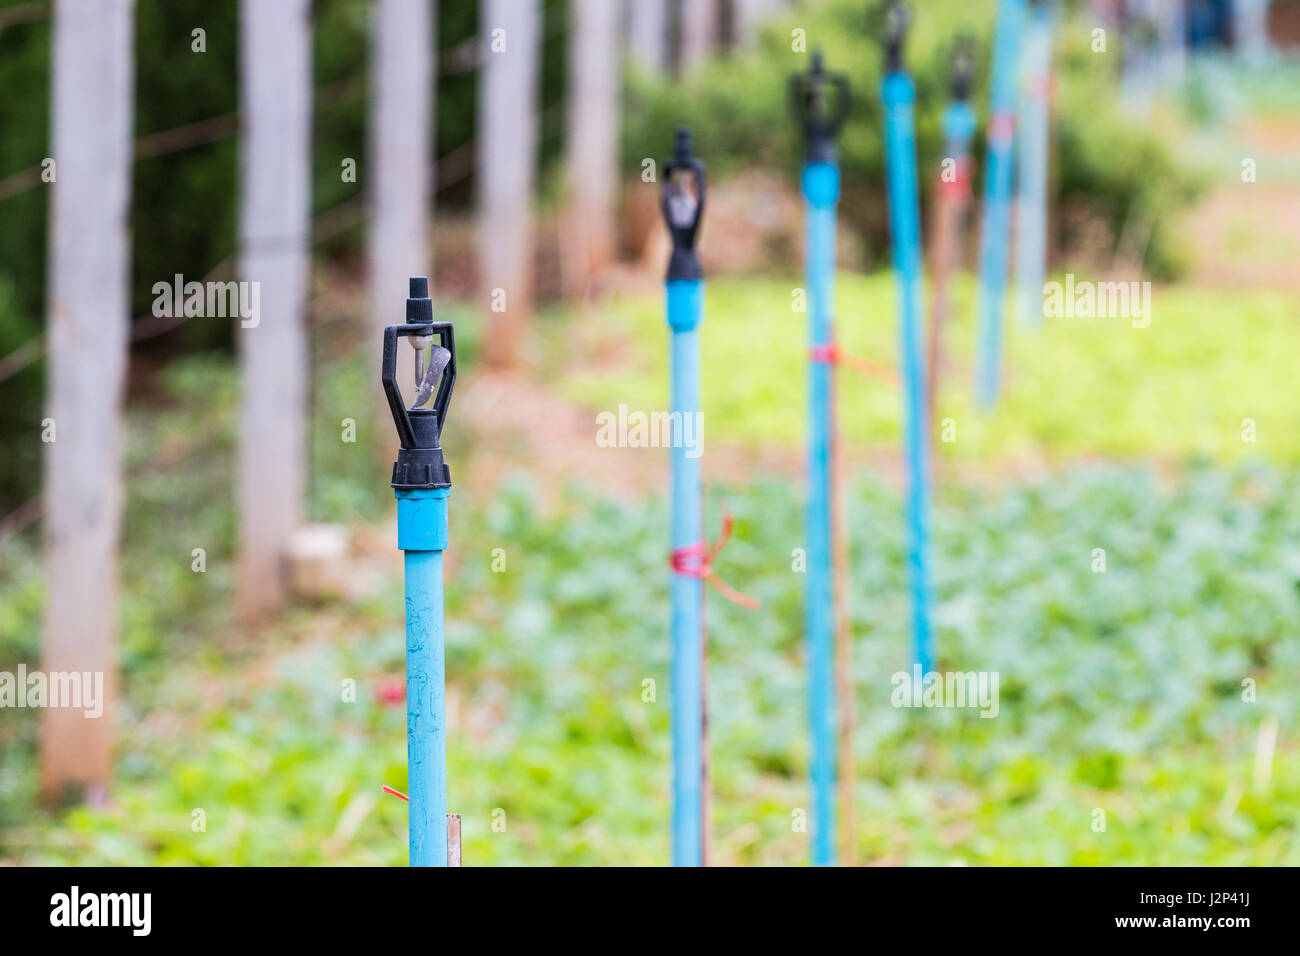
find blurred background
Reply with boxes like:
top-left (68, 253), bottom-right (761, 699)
top-left (2, 0), bottom-right (1299, 865)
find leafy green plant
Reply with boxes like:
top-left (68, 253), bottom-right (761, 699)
top-left (7, 459), bottom-right (1300, 865)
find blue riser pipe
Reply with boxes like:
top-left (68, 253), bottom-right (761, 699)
top-left (1015, 2), bottom-right (1053, 327)
top-left (667, 277), bottom-right (703, 868)
top-left (943, 102), bottom-right (977, 178)
top-left (881, 70), bottom-right (934, 676)
top-left (976, 0), bottom-right (1026, 408)
top-left (397, 486), bottom-right (450, 867)
top-left (802, 160), bottom-right (838, 867)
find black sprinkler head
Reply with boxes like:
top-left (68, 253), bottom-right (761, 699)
top-left (660, 125), bottom-right (707, 281)
top-left (950, 35), bottom-right (976, 102)
top-left (381, 276), bottom-right (457, 489)
top-left (789, 50), bottom-right (851, 164)
top-left (884, 2), bottom-right (912, 73)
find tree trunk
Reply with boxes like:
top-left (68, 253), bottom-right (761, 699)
top-left (478, 0), bottom-right (541, 368)
top-left (370, 0), bottom-right (434, 448)
top-left (678, 0), bottom-right (718, 73)
top-left (236, 0), bottom-right (312, 618)
top-left (627, 0), bottom-right (667, 71)
top-left (41, 0), bottom-right (136, 802)
top-left (732, 0), bottom-right (783, 51)
top-left (1234, 0), bottom-right (1271, 63)
top-left (566, 0), bottom-right (620, 291)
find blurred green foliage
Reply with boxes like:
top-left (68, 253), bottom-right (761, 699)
top-left (0, 0), bottom-right (546, 509)
top-left (1180, 51), bottom-right (1300, 124)
top-left (623, 0), bottom-right (1204, 277)
top-left (0, 0), bottom-right (485, 327)
top-left (557, 273), bottom-right (1300, 465)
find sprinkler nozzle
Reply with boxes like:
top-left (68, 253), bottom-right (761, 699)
top-left (673, 126), bottom-right (692, 167)
top-left (883, 2), bottom-right (911, 73)
top-left (789, 50), bottom-right (851, 164)
top-left (949, 35), bottom-right (976, 102)
top-left (660, 125), bottom-right (706, 281)
top-left (382, 275), bottom-right (457, 489)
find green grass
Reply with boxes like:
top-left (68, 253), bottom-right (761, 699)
top-left (7, 459), bottom-right (1300, 865)
top-left (5, 278), bottom-right (1300, 865)
top-left (554, 272), bottom-right (1300, 467)
top-left (1183, 52), bottom-right (1300, 127)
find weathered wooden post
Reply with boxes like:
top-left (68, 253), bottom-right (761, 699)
top-left (679, 0), bottom-right (718, 73)
top-left (236, 0), bottom-right (313, 618)
top-left (40, 0), bottom-right (136, 801)
top-left (627, 0), bottom-right (667, 72)
top-left (477, 0), bottom-right (541, 368)
top-left (370, 0), bottom-right (435, 443)
top-left (566, 0), bottom-right (620, 290)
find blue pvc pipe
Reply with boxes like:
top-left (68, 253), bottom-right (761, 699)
top-left (881, 70), bottom-right (934, 677)
top-left (396, 485), bottom-right (450, 867)
top-left (976, 0), bottom-right (1026, 408)
top-left (943, 101), bottom-right (978, 168)
top-left (801, 160), bottom-right (838, 867)
top-left (1014, 1), bottom-right (1053, 327)
top-left (667, 276), bottom-right (703, 867)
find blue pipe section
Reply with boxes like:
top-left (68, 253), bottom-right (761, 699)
top-left (943, 101), bottom-right (978, 167)
top-left (1015, 2), bottom-right (1053, 327)
top-left (802, 160), bottom-right (838, 867)
top-left (881, 70), bottom-right (934, 677)
top-left (667, 276), bottom-right (703, 867)
top-left (396, 485), bottom-right (450, 867)
top-left (976, 0), bottom-right (1026, 408)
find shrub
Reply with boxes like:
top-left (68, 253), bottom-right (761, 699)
top-left (622, 0), bottom-right (1204, 277)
